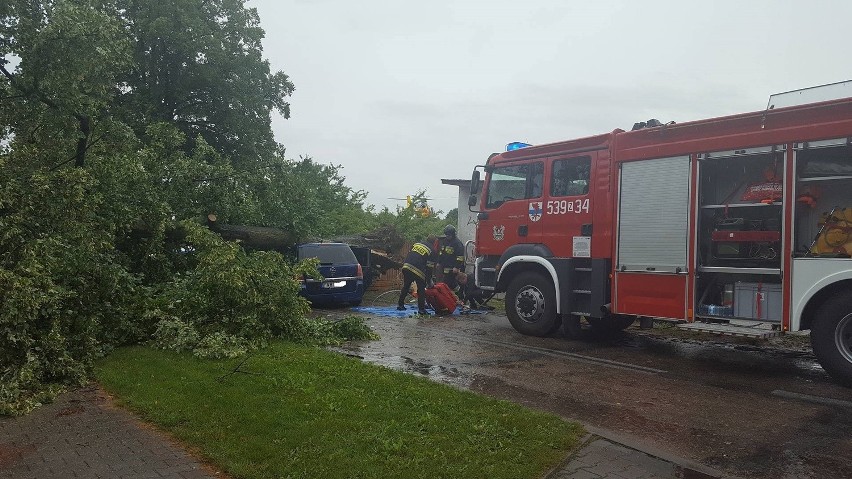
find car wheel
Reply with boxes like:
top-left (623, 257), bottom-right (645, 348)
top-left (811, 293), bottom-right (852, 386)
top-left (505, 271), bottom-right (561, 337)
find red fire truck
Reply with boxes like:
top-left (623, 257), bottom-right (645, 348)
top-left (467, 82), bottom-right (852, 385)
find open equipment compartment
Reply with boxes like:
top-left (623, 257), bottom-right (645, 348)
top-left (793, 139), bottom-right (852, 258)
top-left (695, 147), bottom-right (784, 322)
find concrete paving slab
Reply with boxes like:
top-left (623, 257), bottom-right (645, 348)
top-left (547, 436), bottom-right (679, 479)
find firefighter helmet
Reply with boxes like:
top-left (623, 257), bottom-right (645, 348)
top-left (443, 224), bottom-right (457, 238)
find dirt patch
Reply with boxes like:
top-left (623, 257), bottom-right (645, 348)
top-left (0, 443), bottom-right (36, 468)
top-left (54, 404), bottom-right (85, 417)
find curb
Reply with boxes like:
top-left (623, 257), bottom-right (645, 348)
top-left (541, 433), bottom-right (597, 479)
top-left (583, 425), bottom-right (739, 479)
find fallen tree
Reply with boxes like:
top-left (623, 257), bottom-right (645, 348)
top-left (206, 214), bottom-right (298, 253)
top-left (329, 224), bottom-right (407, 255)
top-left (206, 215), bottom-right (405, 281)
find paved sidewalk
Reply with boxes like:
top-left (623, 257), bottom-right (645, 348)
top-left (0, 386), bottom-right (222, 479)
top-left (1, 386), bottom-right (726, 479)
top-left (547, 433), bottom-right (724, 479)
top-left (549, 436), bottom-right (677, 479)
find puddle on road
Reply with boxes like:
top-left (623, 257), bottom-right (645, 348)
top-left (330, 345), bottom-right (475, 389)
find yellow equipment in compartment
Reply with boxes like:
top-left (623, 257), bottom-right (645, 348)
top-left (811, 208), bottom-right (852, 255)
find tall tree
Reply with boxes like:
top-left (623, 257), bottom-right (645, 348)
top-left (0, 0), bottom-right (309, 414)
top-left (0, 0), bottom-right (132, 170)
top-left (113, 0), bottom-right (294, 165)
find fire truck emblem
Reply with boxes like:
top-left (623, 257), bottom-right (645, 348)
top-left (492, 225), bottom-right (505, 241)
top-left (528, 201), bottom-right (543, 222)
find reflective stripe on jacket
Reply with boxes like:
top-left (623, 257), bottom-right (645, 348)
top-left (438, 237), bottom-right (465, 272)
top-left (402, 242), bottom-right (435, 280)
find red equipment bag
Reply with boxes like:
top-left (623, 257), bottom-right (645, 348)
top-left (740, 181), bottom-right (782, 202)
top-left (424, 282), bottom-right (458, 316)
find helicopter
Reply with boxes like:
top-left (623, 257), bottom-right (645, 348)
top-left (388, 192), bottom-right (435, 218)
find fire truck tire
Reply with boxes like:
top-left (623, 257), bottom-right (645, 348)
top-left (505, 272), bottom-right (561, 337)
top-left (811, 294), bottom-right (852, 386)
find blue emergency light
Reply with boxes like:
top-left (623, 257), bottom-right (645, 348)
top-left (506, 141), bottom-right (532, 151)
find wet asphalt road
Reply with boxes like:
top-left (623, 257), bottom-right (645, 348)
top-left (329, 308), bottom-right (852, 479)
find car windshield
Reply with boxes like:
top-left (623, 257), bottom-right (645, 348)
top-left (298, 244), bottom-right (357, 264)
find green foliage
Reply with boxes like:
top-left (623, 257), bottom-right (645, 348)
top-left (373, 189), bottom-right (446, 243)
top-left (149, 222), bottom-right (312, 344)
top-left (330, 315), bottom-right (380, 342)
top-left (192, 332), bottom-right (251, 360)
top-left (1, 1), bottom-right (131, 110)
top-left (144, 224), bottom-right (378, 358)
top-left (152, 314), bottom-right (378, 359)
top-left (112, 0), bottom-right (293, 163)
top-left (288, 315), bottom-right (380, 346)
top-left (0, 0), bottom-right (384, 415)
top-left (444, 208), bottom-right (459, 226)
top-left (234, 157), bottom-right (375, 238)
top-left (151, 319), bottom-right (200, 353)
top-left (0, 168), bottom-right (147, 415)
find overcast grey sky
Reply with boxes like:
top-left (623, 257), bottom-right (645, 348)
top-left (248, 0), bottom-right (852, 214)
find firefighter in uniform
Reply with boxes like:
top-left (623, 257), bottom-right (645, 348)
top-left (455, 271), bottom-right (491, 310)
top-left (397, 236), bottom-right (438, 314)
top-left (437, 224), bottom-right (465, 290)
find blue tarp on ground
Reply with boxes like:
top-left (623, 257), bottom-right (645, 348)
top-left (351, 305), bottom-right (487, 318)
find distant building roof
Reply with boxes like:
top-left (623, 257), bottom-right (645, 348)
top-left (441, 178), bottom-right (469, 187)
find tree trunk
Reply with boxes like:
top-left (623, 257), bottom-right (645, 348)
top-left (206, 214), bottom-right (299, 253)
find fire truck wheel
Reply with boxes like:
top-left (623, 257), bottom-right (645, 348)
top-left (505, 271), bottom-right (561, 337)
top-left (811, 294), bottom-right (852, 386)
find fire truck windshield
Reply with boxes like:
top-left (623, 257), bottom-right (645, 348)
top-left (485, 163), bottom-right (543, 208)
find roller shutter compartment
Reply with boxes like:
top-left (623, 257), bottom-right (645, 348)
top-left (617, 156), bottom-right (691, 273)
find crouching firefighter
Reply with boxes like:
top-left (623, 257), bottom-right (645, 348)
top-left (398, 236), bottom-right (438, 314)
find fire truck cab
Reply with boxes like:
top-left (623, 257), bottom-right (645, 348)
top-left (469, 83), bottom-right (852, 385)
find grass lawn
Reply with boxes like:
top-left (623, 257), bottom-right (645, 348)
top-left (96, 343), bottom-right (584, 479)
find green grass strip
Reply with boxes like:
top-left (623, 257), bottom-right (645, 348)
top-left (96, 343), bottom-right (583, 479)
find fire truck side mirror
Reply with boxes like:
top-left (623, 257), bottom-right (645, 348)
top-left (467, 194), bottom-right (478, 207)
top-left (470, 170), bottom-right (481, 194)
